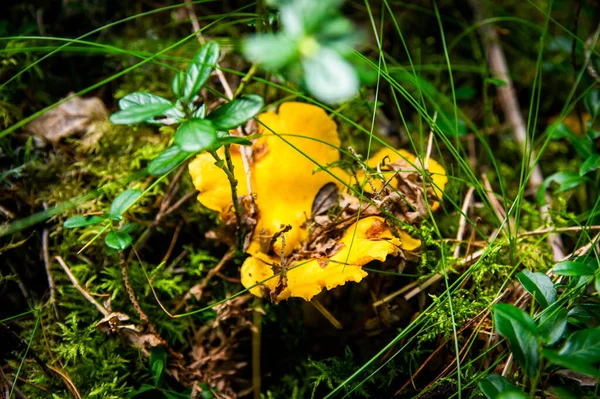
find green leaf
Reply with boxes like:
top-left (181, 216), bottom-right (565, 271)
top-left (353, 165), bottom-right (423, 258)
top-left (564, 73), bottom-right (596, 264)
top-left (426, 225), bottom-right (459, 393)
top-left (207, 95), bottom-right (264, 130)
top-left (580, 154), bottom-right (600, 176)
top-left (147, 146), bottom-right (192, 176)
top-left (109, 189), bottom-right (143, 219)
top-left (302, 49), bottom-right (358, 104)
top-left (478, 374), bottom-right (524, 399)
top-left (497, 392), bottom-right (529, 399)
top-left (128, 384), bottom-right (156, 398)
top-left (163, 389), bottom-right (194, 399)
top-left (585, 89), bottom-right (600, 118)
top-left (216, 135), bottom-right (253, 147)
top-left (538, 306), bottom-right (568, 345)
top-left (119, 92), bottom-right (172, 109)
top-left (548, 122), bottom-right (595, 159)
top-left (243, 34), bottom-right (298, 70)
top-left (183, 42), bottom-right (220, 101)
top-left (174, 119), bottom-right (217, 152)
top-left (542, 349), bottom-right (600, 379)
top-left (149, 346), bottom-right (167, 385)
top-left (568, 306), bottom-right (595, 327)
top-left (172, 71), bottom-right (185, 99)
top-left (105, 231), bottom-right (132, 250)
top-left (516, 269), bottom-right (556, 308)
top-left (121, 223), bottom-right (138, 234)
top-left (435, 108), bottom-right (467, 138)
top-left (558, 327), bottom-right (600, 363)
top-left (486, 77), bottom-right (507, 87)
top-left (454, 87), bottom-right (476, 100)
top-left (537, 172), bottom-right (586, 204)
top-left (109, 103), bottom-right (174, 125)
top-left (595, 274), bottom-right (600, 293)
top-left (553, 259), bottom-right (597, 276)
top-left (493, 303), bottom-right (539, 377)
top-left (63, 215), bottom-right (105, 229)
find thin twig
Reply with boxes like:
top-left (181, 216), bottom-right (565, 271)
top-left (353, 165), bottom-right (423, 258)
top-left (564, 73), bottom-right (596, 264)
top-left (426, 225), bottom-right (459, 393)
top-left (453, 187), bottom-right (475, 258)
top-left (311, 299), bottom-right (343, 329)
top-left (55, 256), bottom-right (108, 316)
top-left (163, 191), bottom-right (196, 217)
top-left (42, 204), bottom-right (57, 318)
top-left (252, 298), bottom-right (262, 399)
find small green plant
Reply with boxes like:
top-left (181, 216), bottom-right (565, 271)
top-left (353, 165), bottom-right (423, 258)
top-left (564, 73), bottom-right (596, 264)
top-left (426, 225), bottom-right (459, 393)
top-left (243, 0), bottom-right (361, 104)
top-left (539, 88), bottom-right (600, 202)
top-left (63, 42), bottom-right (263, 251)
top-left (479, 257), bottom-right (600, 398)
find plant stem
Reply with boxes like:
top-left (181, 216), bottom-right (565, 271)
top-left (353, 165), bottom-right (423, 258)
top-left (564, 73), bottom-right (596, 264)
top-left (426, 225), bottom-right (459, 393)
top-left (233, 63), bottom-right (258, 99)
top-left (211, 146), bottom-right (244, 251)
top-left (252, 298), bottom-right (262, 399)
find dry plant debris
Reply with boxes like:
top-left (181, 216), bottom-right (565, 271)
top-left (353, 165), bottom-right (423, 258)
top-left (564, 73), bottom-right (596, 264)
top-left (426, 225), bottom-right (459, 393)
top-left (189, 102), bottom-right (447, 302)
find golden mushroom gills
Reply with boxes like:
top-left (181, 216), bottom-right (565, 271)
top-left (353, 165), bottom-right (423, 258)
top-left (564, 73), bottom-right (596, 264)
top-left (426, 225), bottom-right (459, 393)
top-left (188, 102), bottom-right (446, 302)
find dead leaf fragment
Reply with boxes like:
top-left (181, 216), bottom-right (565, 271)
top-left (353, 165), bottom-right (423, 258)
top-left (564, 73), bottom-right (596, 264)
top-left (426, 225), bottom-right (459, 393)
top-left (25, 93), bottom-right (108, 147)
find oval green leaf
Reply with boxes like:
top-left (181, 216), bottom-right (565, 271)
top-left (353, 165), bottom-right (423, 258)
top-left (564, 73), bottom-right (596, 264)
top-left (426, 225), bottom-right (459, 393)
top-left (109, 103), bottom-right (174, 125)
top-left (118, 92), bottom-right (172, 109)
top-left (493, 303), bottom-right (539, 377)
top-left (478, 374), bottom-right (524, 399)
top-left (302, 49), bottom-right (358, 104)
top-left (105, 230), bottom-right (132, 250)
top-left (147, 146), bottom-right (192, 176)
top-left (558, 327), bottom-right (600, 363)
top-left (538, 306), bottom-right (567, 345)
top-left (172, 71), bottom-right (185, 99)
top-left (542, 349), bottom-right (600, 379)
top-left (183, 42), bottom-right (220, 101)
top-left (207, 95), bottom-right (264, 130)
top-left (63, 215), bottom-right (105, 229)
top-left (109, 189), bottom-right (143, 219)
top-left (580, 154), bottom-right (600, 176)
top-left (553, 259), bottom-right (597, 276)
top-left (174, 119), bottom-right (217, 152)
top-left (516, 269), bottom-right (556, 308)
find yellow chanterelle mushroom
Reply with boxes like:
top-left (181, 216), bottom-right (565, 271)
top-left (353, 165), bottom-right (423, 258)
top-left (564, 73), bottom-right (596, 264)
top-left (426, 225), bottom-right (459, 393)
top-left (188, 102), bottom-right (446, 302)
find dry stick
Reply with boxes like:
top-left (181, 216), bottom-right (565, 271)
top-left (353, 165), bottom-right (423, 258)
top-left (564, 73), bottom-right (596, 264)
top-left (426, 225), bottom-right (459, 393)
top-left (41, 205), bottom-right (57, 319)
top-left (55, 256), bottom-right (108, 317)
top-left (519, 225), bottom-right (600, 237)
top-left (162, 221), bottom-right (183, 264)
top-left (163, 191), bottom-right (196, 217)
top-left (252, 298), bottom-right (262, 399)
top-left (453, 187), bottom-right (475, 258)
top-left (372, 280), bottom-right (420, 308)
top-left (481, 172), bottom-right (514, 233)
top-left (469, 0), bottom-right (564, 262)
top-left (311, 299), bottom-right (343, 330)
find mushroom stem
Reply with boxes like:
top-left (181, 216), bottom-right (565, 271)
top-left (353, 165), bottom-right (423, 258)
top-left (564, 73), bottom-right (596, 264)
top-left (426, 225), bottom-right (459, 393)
top-left (211, 146), bottom-right (245, 251)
